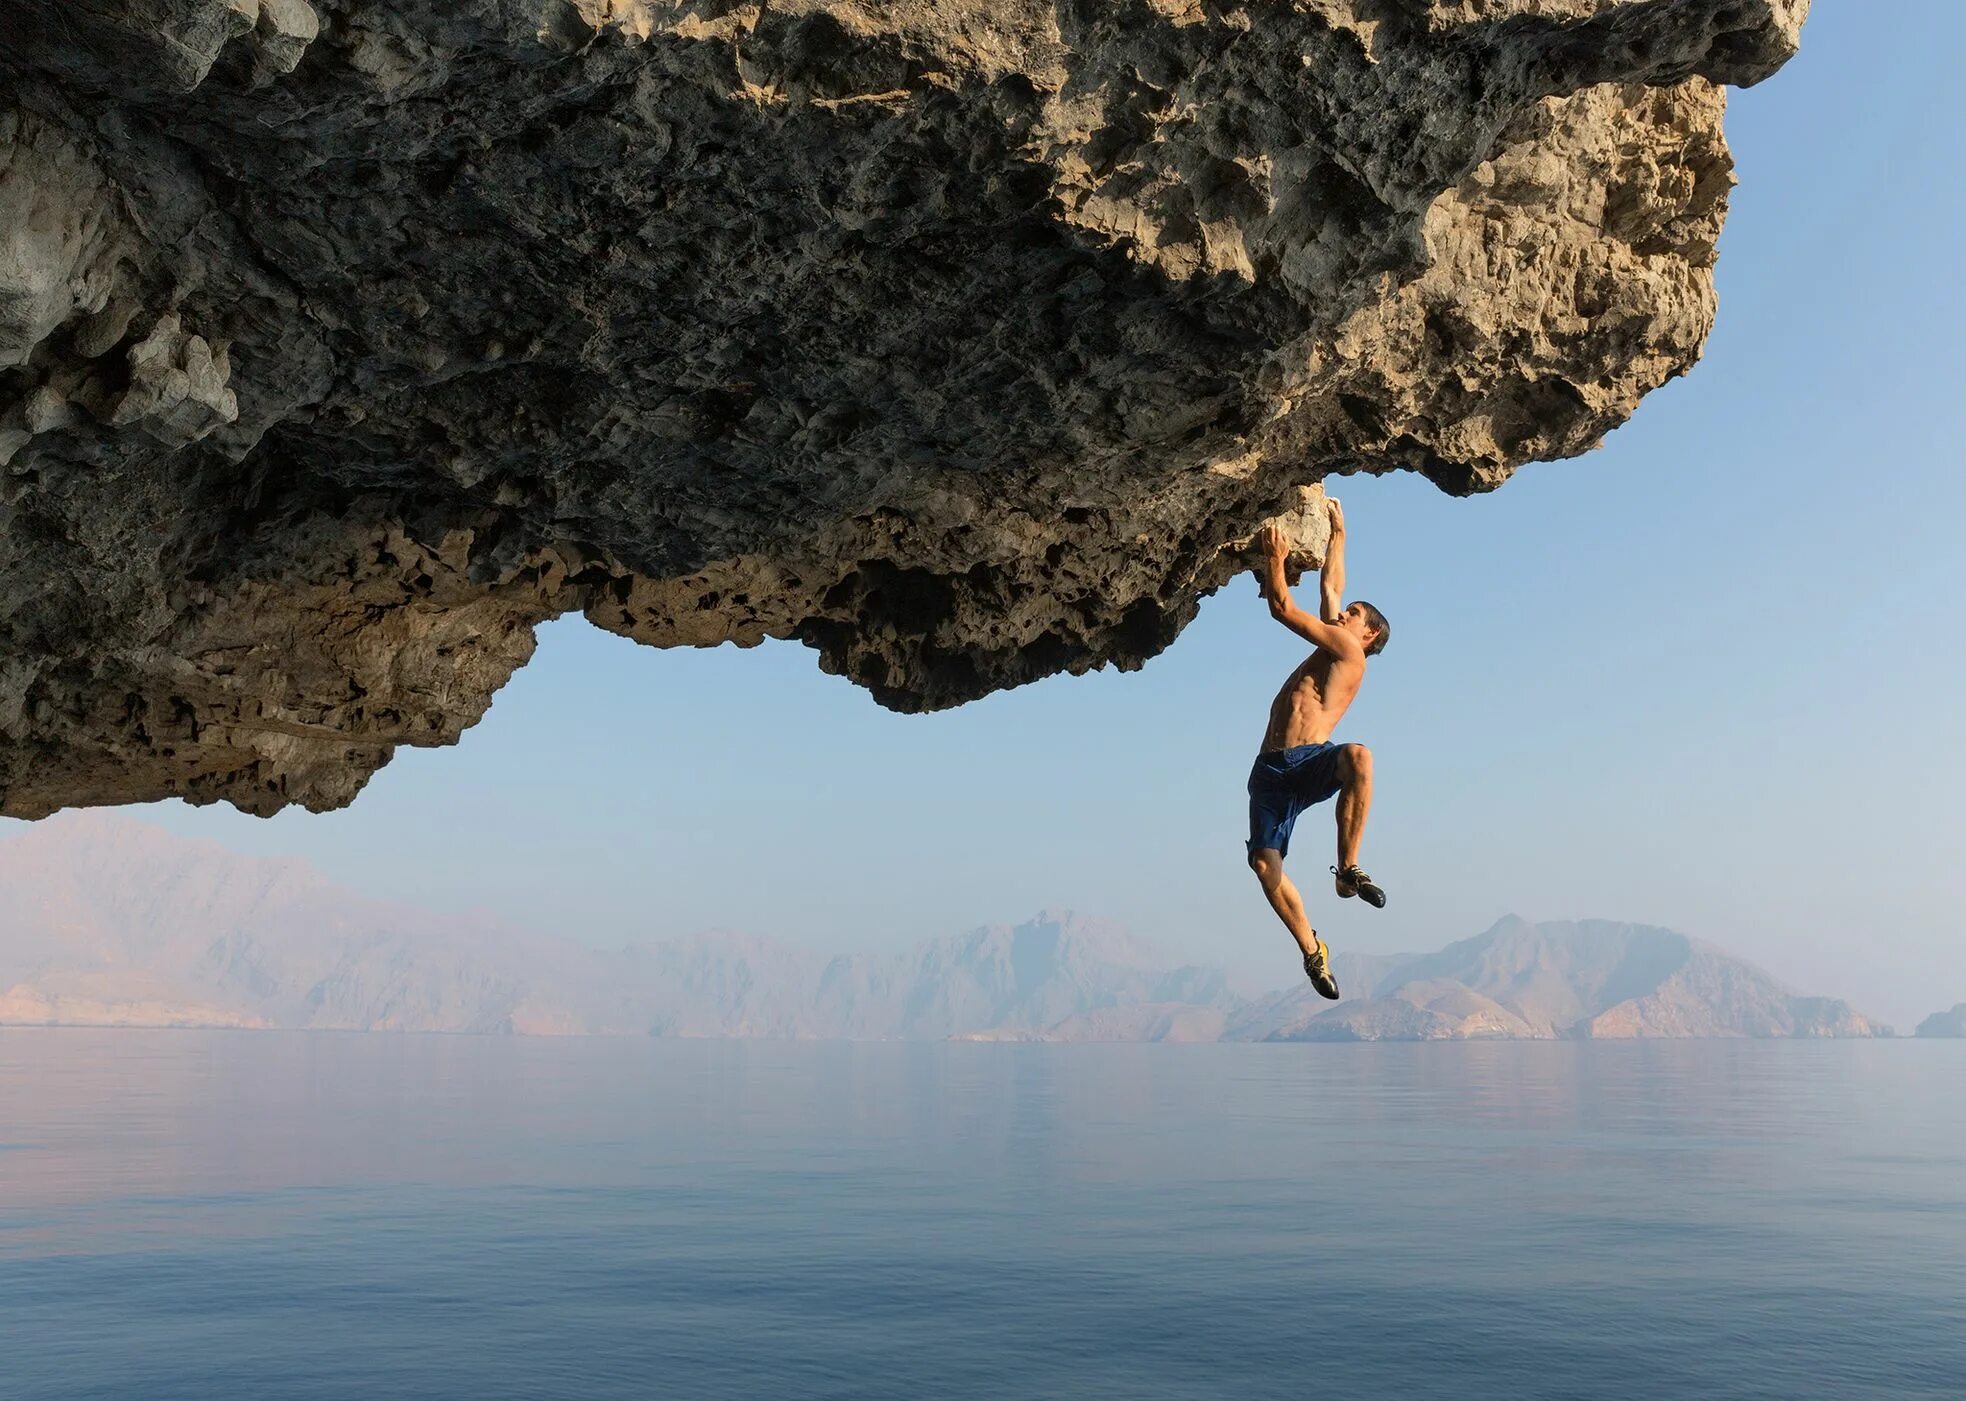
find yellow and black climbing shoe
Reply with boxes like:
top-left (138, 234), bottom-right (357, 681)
top-left (1303, 936), bottom-right (1341, 1000)
top-left (1333, 864), bottom-right (1386, 909)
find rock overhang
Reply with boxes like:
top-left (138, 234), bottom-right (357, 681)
top-left (0, 0), bottom-right (1809, 815)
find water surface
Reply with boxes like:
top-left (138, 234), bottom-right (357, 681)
top-left (3, 1031), bottom-right (1961, 1399)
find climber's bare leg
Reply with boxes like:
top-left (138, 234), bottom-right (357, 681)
top-left (1248, 848), bottom-right (1318, 958)
top-left (1335, 743), bottom-right (1373, 871)
top-left (1330, 743), bottom-right (1387, 908)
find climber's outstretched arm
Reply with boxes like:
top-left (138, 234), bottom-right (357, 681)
top-left (1319, 496), bottom-right (1346, 622)
top-left (1258, 525), bottom-right (1361, 656)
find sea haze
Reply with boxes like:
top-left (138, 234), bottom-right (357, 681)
top-left (2, 1032), bottom-right (1962, 1400)
top-left (0, 814), bottom-right (1898, 1039)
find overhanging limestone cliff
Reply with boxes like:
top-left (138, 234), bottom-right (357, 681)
top-left (0, 0), bottom-right (1809, 815)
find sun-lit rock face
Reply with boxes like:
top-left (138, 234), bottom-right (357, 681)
top-left (0, 0), bottom-right (1808, 816)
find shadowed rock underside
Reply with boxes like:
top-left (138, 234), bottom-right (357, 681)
top-left (0, 0), bottom-right (1809, 814)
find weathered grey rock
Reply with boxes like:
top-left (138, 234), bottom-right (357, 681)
top-left (0, 0), bottom-right (1810, 815)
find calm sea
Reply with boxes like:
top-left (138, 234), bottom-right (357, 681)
top-left (2, 1031), bottom-right (1961, 1400)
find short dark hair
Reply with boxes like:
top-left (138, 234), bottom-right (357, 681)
top-left (1356, 601), bottom-right (1390, 657)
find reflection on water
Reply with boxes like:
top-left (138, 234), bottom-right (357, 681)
top-left (3, 1032), bottom-right (1963, 1400)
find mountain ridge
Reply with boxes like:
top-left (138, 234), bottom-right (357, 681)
top-left (0, 814), bottom-right (1885, 1042)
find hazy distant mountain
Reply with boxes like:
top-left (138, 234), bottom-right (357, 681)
top-left (0, 815), bottom-right (1884, 1041)
top-left (1224, 917), bottom-right (1884, 1041)
top-left (0, 811), bottom-right (529, 1033)
top-left (0, 814), bottom-right (1233, 1038)
top-left (1914, 1004), bottom-right (1966, 1037)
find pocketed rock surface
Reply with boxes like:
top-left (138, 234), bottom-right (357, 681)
top-left (0, 0), bottom-right (1809, 815)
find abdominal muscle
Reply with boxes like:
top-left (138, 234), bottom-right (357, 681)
top-left (1260, 652), bottom-right (1359, 752)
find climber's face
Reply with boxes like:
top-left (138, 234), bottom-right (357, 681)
top-left (1336, 601), bottom-right (1389, 657)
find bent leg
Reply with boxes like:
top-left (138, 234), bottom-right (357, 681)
top-left (1335, 743), bottom-right (1373, 871)
top-left (1248, 848), bottom-right (1318, 959)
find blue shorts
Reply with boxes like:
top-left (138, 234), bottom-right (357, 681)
top-left (1246, 743), bottom-right (1347, 859)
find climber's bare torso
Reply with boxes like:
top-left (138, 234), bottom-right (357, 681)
top-left (1260, 644), bottom-right (1363, 752)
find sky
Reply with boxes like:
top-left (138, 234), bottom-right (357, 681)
top-left (9, 4), bottom-right (1963, 1028)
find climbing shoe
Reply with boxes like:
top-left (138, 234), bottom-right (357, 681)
top-left (1303, 936), bottom-right (1341, 1000)
top-left (1333, 864), bottom-right (1387, 909)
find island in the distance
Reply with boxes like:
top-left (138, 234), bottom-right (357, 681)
top-left (0, 813), bottom-right (1889, 1042)
top-left (1914, 1005), bottom-right (1966, 1038)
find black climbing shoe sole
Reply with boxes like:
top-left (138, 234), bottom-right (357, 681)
top-left (1333, 866), bottom-right (1387, 909)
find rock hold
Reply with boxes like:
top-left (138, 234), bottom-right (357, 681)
top-left (0, 0), bottom-right (1811, 815)
top-left (106, 315), bottom-right (240, 445)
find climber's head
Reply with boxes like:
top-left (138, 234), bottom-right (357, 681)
top-left (1340, 601), bottom-right (1390, 657)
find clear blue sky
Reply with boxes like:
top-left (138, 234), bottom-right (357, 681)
top-left (20, 5), bottom-right (1964, 1026)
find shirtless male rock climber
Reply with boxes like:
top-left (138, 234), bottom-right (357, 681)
top-left (1247, 497), bottom-right (1390, 1000)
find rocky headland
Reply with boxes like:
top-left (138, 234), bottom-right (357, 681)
top-left (1914, 1005), bottom-right (1966, 1038)
top-left (1, 1), bottom-right (1809, 816)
